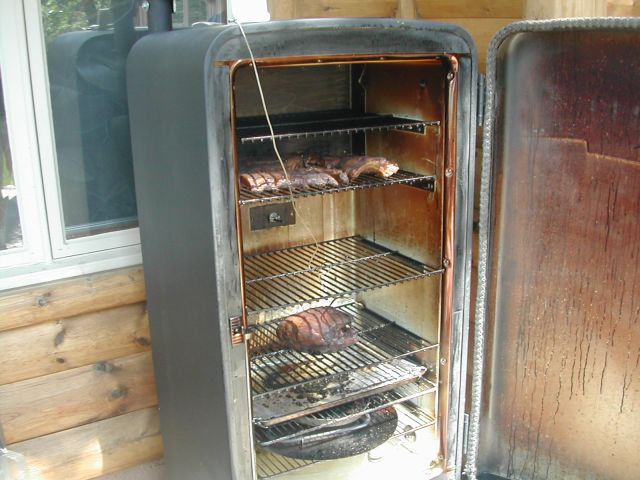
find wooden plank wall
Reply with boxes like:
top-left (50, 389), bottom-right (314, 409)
top-left (526, 0), bottom-right (640, 18)
top-left (267, 0), bottom-right (525, 71)
top-left (0, 267), bottom-right (162, 480)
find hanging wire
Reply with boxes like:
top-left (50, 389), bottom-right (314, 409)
top-left (232, 18), bottom-right (320, 267)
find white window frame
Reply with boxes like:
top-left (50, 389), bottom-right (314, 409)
top-left (0, 0), bottom-right (48, 270)
top-left (0, 0), bottom-right (143, 291)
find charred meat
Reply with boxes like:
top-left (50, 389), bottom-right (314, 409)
top-left (311, 155), bottom-right (400, 180)
top-left (240, 170), bottom-right (341, 193)
top-left (277, 307), bottom-right (359, 354)
top-left (239, 154), bottom-right (398, 192)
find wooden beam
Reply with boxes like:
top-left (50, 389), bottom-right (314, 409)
top-left (0, 303), bottom-right (151, 385)
top-left (397, 0), bottom-right (418, 18)
top-left (266, 0), bottom-right (525, 19)
top-left (0, 266), bottom-right (146, 332)
top-left (271, 0), bottom-right (399, 18)
top-left (607, 0), bottom-right (640, 15)
top-left (416, 0), bottom-right (523, 18)
top-left (8, 408), bottom-right (163, 480)
top-left (430, 18), bottom-right (517, 72)
top-left (524, 0), bottom-right (607, 18)
top-left (267, 0), bottom-right (296, 19)
top-left (0, 352), bottom-right (157, 444)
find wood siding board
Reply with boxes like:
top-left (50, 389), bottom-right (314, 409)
top-left (524, 0), bottom-right (639, 17)
top-left (416, 0), bottom-right (523, 18)
top-left (8, 408), bottom-right (163, 480)
top-left (0, 303), bottom-right (151, 385)
top-left (288, 0), bottom-right (399, 18)
top-left (0, 267), bottom-right (146, 332)
top-left (266, 0), bottom-right (523, 19)
top-left (0, 352), bottom-right (157, 444)
top-left (429, 18), bottom-right (518, 71)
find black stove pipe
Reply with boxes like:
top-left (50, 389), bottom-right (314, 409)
top-left (148, 0), bottom-right (173, 33)
top-left (112, 0), bottom-right (136, 57)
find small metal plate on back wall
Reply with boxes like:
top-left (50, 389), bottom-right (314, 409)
top-left (250, 202), bottom-right (296, 231)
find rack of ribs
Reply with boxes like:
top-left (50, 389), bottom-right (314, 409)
top-left (239, 154), bottom-right (399, 193)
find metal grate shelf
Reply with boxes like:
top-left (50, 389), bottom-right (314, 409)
top-left (255, 402), bottom-right (436, 479)
top-left (239, 170), bottom-right (436, 205)
top-left (254, 376), bottom-right (436, 444)
top-left (244, 236), bottom-right (444, 315)
top-left (250, 303), bottom-right (437, 426)
top-left (237, 110), bottom-right (439, 144)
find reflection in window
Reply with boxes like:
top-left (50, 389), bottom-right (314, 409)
top-left (41, 0), bottom-right (215, 239)
top-left (0, 72), bottom-right (23, 251)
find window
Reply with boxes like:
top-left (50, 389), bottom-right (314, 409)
top-left (0, 0), bottom-right (218, 289)
top-left (0, 1), bottom-right (47, 274)
top-left (0, 74), bottom-right (22, 252)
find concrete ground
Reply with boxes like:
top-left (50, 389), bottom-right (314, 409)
top-left (98, 460), bottom-right (165, 479)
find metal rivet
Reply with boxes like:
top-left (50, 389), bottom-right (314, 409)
top-left (445, 167), bottom-right (453, 177)
top-left (440, 357), bottom-right (447, 366)
top-left (447, 72), bottom-right (455, 81)
top-left (443, 258), bottom-right (451, 268)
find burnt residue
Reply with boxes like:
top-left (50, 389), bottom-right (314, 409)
top-left (478, 30), bottom-right (640, 480)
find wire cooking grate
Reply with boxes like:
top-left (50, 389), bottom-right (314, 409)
top-left (250, 303), bottom-right (437, 426)
top-left (239, 170), bottom-right (435, 205)
top-left (244, 236), bottom-right (443, 314)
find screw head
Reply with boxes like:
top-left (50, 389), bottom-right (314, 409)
top-left (445, 167), bottom-right (454, 177)
top-left (440, 357), bottom-right (447, 366)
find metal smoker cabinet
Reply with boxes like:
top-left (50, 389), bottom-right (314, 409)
top-left (127, 17), bottom-right (640, 480)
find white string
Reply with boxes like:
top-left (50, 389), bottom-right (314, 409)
top-left (233, 19), bottom-right (320, 267)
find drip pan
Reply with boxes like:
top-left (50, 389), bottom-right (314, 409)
top-left (252, 358), bottom-right (427, 427)
top-left (262, 406), bottom-right (398, 461)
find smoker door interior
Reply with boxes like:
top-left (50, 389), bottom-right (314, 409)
top-left (470, 19), bottom-right (640, 480)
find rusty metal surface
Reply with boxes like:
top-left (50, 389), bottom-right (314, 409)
top-left (474, 24), bottom-right (640, 480)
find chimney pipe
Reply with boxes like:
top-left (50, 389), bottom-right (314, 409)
top-left (148, 0), bottom-right (173, 33)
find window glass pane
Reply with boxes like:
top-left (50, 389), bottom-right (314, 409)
top-left (40, 1), bottom-right (214, 241)
top-left (0, 71), bottom-right (23, 251)
top-left (42, 0), bottom-right (140, 239)
top-left (174, 0), bottom-right (216, 26)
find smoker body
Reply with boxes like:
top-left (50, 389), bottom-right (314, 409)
top-left (128, 17), bottom-right (640, 480)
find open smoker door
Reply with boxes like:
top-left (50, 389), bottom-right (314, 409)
top-left (466, 18), bottom-right (640, 480)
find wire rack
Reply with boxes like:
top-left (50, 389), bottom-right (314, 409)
top-left (244, 236), bottom-right (443, 314)
top-left (250, 303), bottom-right (437, 426)
top-left (255, 402), bottom-right (436, 479)
top-left (254, 377), bottom-right (437, 444)
top-left (236, 111), bottom-right (440, 144)
top-left (239, 170), bottom-right (436, 205)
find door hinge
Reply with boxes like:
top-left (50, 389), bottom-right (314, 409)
top-left (229, 315), bottom-right (247, 345)
top-left (463, 412), bottom-right (470, 454)
top-left (477, 74), bottom-right (486, 129)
